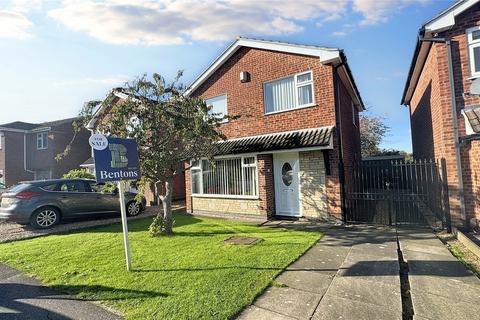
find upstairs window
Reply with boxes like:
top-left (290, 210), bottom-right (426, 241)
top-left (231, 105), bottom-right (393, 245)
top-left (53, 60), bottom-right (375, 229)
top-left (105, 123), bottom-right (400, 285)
top-left (467, 26), bottom-right (480, 78)
top-left (264, 71), bottom-right (314, 114)
top-left (37, 132), bottom-right (48, 150)
top-left (205, 94), bottom-right (227, 119)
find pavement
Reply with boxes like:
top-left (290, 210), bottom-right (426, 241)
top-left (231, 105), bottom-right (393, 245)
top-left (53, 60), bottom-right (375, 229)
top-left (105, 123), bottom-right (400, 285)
top-left (237, 221), bottom-right (480, 320)
top-left (0, 264), bottom-right (121, 320)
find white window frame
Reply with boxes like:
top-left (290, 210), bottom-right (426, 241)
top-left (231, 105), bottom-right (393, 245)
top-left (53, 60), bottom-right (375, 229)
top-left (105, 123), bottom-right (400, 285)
top-left (37, 132), bottom-right (48, 150)
top-left (467, 26), bottom-right (480, 78)
top-left (190, 154), bottom-right (259, 199)
top-left (205, 93), bottom-right (228, 122)
top-left (264, 70), bottom-right (315, 115)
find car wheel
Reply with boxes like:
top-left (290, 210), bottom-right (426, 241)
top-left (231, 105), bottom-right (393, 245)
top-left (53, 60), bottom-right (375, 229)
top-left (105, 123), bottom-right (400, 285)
top-left (126, 201), bottom-right (142, 217)
top-left (31, 207), bottom-right (60, 229)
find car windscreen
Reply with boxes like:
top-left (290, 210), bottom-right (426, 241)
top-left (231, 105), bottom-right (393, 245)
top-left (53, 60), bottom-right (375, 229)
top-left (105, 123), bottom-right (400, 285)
top-left (8, 183), bottom-right (31, 193)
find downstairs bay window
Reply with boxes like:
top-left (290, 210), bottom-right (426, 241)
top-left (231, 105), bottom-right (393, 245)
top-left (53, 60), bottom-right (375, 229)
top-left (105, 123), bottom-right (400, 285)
top-left (191, 156), bottom-right (258, 197)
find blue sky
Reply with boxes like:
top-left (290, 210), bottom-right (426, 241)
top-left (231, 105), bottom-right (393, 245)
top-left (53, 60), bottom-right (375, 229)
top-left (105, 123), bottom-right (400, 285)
top-left (0, 0), bottom-right (456, 152)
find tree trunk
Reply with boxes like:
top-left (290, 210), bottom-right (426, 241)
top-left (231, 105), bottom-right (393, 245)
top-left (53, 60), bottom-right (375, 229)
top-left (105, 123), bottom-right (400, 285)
top-left (162, 178), bottom-right (174, 235)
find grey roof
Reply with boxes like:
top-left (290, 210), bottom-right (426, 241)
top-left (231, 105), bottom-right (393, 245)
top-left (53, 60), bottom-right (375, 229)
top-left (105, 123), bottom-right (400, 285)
top-left (205, 126), bottom-right (333, 156)
top-left (0, 117), bottom-right (80, 132)
top-left (0, 121), bottom-right (41, 131)
top-left (42, 117), bottom-right (80, 127)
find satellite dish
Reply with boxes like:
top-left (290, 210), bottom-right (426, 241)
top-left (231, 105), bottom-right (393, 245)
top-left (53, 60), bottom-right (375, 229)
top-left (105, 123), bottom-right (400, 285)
top-left (469, 77), bottom-right (480, 95)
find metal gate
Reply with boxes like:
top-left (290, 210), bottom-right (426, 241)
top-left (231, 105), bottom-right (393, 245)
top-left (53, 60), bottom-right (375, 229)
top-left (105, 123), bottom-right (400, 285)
top-left (344, 158), bottom-right (451, 230)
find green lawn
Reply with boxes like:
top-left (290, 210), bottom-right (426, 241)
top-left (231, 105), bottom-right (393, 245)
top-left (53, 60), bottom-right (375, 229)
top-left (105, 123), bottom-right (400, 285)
top-left (0, 213), bottom-right (321, 319)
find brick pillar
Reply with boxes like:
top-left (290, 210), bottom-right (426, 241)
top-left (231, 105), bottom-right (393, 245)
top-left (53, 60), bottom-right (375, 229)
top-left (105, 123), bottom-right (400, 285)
top-left (325, 135), bottom-right (342, 222)
top-left (257, 154), bottom-right (275, 217)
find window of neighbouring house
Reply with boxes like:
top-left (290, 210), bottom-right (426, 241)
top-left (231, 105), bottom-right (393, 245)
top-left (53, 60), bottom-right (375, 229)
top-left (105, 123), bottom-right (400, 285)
top-left (264, 71), bottom-right (314, 114)
top-left (462, 105), bottom-right (480, 134)
top-left (37, 132), bottom-right (48, 150)
top-left (205, 94), bottom-right (227, 119)
top-left (191, 156), bottom-right (258, 197)
top-left (467, 26), bottom-right (480, 78)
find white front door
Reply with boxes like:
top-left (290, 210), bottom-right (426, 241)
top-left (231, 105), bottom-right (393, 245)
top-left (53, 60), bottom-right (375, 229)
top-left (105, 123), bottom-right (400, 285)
top-left (274, 152), bottom-right (300, 217)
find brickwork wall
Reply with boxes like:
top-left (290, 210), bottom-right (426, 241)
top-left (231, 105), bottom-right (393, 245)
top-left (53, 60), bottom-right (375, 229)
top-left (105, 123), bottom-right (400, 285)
top-left (4, 131), bottom-right (34, 186)
top-left (299, 151), bottom-right (327, 218)
top-left (192, 197), bottom-right (263, 215)
top-left (192, 47), bottom-right (337, 139)
top-left (409, 3), bottom-right (480, 227)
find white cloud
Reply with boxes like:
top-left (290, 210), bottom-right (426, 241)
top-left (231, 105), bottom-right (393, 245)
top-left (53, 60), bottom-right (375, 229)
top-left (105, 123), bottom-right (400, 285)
top-left (353, 0), bottom-right (429, 26)
top-left (52, 75), bottom-right (130, 87)
top-left (48, 0), bottom-right (349, 46)
top-left (0, 10), bottom-right (33, 39)
top-left (10, 0), bottom-right (43, 13)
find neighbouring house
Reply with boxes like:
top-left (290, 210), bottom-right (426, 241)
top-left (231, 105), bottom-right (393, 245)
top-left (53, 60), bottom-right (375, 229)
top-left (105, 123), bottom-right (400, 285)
top-left (402, 0), bottom-right (480, 229)
top-left (84, 90), bottom-right (186, 204)
top-left (184, 37), bottom-right (364, 221)
top-left (0, 117), bottom-right (91, 186)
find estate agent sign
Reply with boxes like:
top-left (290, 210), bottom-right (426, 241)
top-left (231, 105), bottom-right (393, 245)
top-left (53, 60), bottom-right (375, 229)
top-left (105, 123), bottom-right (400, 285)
top-left (89, 135), bottom-right (141, 183)
top-left (89, 134), bottom-right (141, 271)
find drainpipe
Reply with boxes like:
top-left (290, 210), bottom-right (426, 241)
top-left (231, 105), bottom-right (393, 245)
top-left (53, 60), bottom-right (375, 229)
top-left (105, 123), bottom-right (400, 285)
top-left (419, 36), bottom-right (467, 228)
top-left (23, 133), bottom-right (35, 177)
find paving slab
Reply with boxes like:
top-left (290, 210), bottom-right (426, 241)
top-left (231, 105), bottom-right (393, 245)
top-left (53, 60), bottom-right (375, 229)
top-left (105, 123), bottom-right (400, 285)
top-left (236, 306), bottom-right (295, 320)
top-left (312, 294), bottom-right (401, 320)
top-left (0, 264), bottom-right (121, 320)
top-left (286, 244), bottom-right (349, 274)
top-left (337, 251), bottom-right (399, 286)
top-left (325, 276), bottom-right (401, 311)
top-left (253, 287), bottom-right (322, 319)
top-left (411, 289), bottom-right (480, 320)
top-left (275, 270), bottom-right (333, 295)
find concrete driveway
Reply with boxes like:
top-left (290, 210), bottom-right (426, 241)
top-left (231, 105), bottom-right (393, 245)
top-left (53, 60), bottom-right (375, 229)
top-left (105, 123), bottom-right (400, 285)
top-left (237, 222), bottom-right (480, 320)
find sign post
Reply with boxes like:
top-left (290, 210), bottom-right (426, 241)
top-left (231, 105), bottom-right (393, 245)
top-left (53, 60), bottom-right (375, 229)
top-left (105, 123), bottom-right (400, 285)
top-left (89, 134), bottom-right (141, 271)
top-left (117, 180), bottom-right (132, 271)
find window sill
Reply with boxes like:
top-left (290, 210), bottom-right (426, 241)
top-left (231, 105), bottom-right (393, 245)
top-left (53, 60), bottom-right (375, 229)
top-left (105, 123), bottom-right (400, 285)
top-left (191, 194), bottom-right (259, 200)
top-left (467, 75), bottom-right (480, 80)
top-left (265, 104), bottom-right (317, 116)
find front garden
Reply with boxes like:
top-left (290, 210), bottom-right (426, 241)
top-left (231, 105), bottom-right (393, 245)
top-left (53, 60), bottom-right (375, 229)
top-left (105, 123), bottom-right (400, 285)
top-left (0, 213), bottom-right (321, 319)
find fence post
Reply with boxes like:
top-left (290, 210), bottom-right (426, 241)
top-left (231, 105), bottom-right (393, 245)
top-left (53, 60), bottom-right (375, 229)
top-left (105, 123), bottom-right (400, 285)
top-left (440, 158), bottom-right (452, 233)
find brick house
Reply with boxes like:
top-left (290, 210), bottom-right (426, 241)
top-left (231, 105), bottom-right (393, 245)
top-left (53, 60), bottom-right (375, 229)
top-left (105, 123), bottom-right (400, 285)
top-left (402, 0), bottom-right (480, 229)
top-left (184, 37), bottom-right (364, 221)
top-left (84, 90), bottom-right (186, 204)
top-left (0, 118), bottom-right (91, 186)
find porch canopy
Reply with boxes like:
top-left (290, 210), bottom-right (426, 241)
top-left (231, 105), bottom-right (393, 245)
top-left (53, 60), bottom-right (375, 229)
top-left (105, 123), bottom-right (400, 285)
top-left (207, 126), bottom-right (334, 156)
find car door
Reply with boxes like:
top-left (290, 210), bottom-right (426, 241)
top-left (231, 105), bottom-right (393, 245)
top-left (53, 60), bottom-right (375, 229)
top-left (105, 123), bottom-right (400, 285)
top-left (85, 181), bottom-right (119, 213)
top-left (56, 180), bottom-right (93, 216)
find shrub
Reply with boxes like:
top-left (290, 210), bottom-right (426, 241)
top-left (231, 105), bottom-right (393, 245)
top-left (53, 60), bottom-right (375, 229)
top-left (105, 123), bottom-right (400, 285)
top-left (63, 168), bottom-right (95, 179)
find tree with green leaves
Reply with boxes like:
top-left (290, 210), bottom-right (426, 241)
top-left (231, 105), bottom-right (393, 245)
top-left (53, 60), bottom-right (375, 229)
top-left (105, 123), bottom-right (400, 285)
top-left (70, 72), bottom-right (229, 235)
top-left (359, 112), bottom-right (390, 158)
top-left (62, 168), bottom-right (95, 180)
